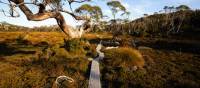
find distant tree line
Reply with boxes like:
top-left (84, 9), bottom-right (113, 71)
top-left (30, 25), bottom-right (61, 32)
top-left (0, 22), bottom-right (61, 32)
top-left (0, 22), bottom-right (29, 32)
top-left (101, 5), bottom-right (200, 38)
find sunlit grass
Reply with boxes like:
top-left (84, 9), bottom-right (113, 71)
top-left (0, 32), bottom-right (94, 87)
top-left (0, 32), bottom-right (66, 45)
top-left (103, 47), bottom-right (145, 68)
top-left (83, 32), bottom-right (113, 40)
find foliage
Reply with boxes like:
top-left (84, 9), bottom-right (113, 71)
top-left (176, 5), bottom-right (191, 11)
top-left (75, 4), bottom-right (103, 21)
top-left (107, 1), bottom-right (126, 11)
top-left (107, 1), bottom-right (127, 19)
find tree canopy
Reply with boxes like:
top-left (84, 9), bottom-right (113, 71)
top-left (107, 1), bottom-right (127, 20)
top-left (75, 4), bottom-right (103, 21)
top-left (176, 5), bottom-right (191, 11)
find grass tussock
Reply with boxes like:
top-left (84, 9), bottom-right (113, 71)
top-left (101, 47), bottom-right (200, 88)
top-left (103, 47), bottom-right (145, 68)
top-left (101, 47), bottom-right (146, 88)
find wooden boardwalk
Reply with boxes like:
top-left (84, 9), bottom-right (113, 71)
top-left (88, 59), bottom-right (101, 88)
top-left (88, 43), bottom-right (104, 88)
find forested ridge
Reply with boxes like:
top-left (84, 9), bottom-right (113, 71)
top-left (104, 10), bottom-right (200, 39)
top-left (2, 9), bottom-right (200, 39)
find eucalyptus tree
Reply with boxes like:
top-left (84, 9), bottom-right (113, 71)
top-left (164, 6), bottom-right (176, 13)
top-left (176, 5), bottom-right (190, 11)
top-left (163, 6), bottom-right (174, 34)
top-left (121, 11), bottom-right (130, 22)
top-left (143, 14), bottom-right (148, 17)
top-left (168, 6), bottom-right (175, 13)
top-left (75, 4), bottom-right (103, 32)
top-left (125, 11), bottom-right (130, 19)
top-left (167, 6), bottom-right (176, 34)
top-left (154, 12), bottom-right (158, 15)
top-left (164, 5), bottom-right (190, 34)
top-left (75, 4), bottom-right (103, 21)
top-left (176, 5), bottom-right (190, 33)
top-left (163, 6), bottom-right (168, 13)
top-left (0, 0), bottom-right (105, 38)
top-left (107, 0), bottom-right (126, 21)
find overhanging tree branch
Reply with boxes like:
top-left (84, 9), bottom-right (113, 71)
top-left (0, 0), bottom-right (100, 38)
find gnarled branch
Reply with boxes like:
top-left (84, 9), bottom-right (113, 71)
top-left (6, 0), bottom-right (91, 38)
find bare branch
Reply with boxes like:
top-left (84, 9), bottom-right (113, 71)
top-left (8, 1), bottom-right (20, 17)
top-left (67, 0), bottom-right (90, 4)
top-left (59, 9), bottom-right (90, 20)
top-left (0, 9), bottom-right (9, 16)
top-left (67, 1), bottom-right (74, 12)
top-left (66, 0), bottom-right (91, 12)
top-left (9, 5), bottom-right (20, 17)
top-left (15, 2), bottom-right (39, 6)
top-left (0, 0), bottom-right (92, 38)
top-left (0, 0), bottom-right (11, 5)
top-left (0, 1), bottom-right (19, 17)
top-left (0, 0), bottom-right (39, 7)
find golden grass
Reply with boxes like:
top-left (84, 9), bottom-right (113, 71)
top-left (0, 32), bottom-right (94, 87)
top-left (83, 32), bottom-right (113, 40)
top-left (0, 47), bottom-right (90, 88)
top-left (0, 32), bottom-right (66, 45)
top-left (103, 47), bottom-right (145, 68)
top-left (0, 32), bottom-right (21, 42)
top-left (0, 32), bottom-right (112, 45)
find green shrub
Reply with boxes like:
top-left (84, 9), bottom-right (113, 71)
top-left (64, 39), bottom-right (82, 52)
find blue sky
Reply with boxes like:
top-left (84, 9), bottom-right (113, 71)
top-left (0, 0), bottom-right (200, 27)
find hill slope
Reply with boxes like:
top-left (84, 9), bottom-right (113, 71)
top-left (105, 10), bottom-right (200, 39)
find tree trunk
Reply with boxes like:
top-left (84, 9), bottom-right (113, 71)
top-left (12, 0), bottom-right (82, 38)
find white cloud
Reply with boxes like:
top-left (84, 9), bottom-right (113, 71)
top-left (126, 0), bottom-right (153, 19)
